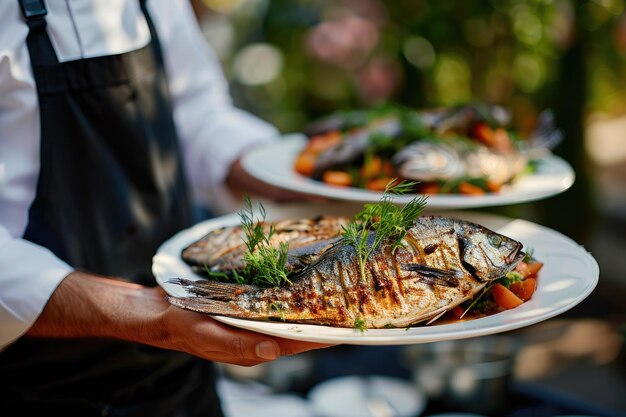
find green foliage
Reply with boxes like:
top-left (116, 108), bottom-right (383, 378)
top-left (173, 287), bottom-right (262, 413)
top-left (206, 0), bottom-right (623, 134)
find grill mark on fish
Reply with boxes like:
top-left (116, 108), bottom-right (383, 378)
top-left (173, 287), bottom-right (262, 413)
top-left (384, 250), bottom-right (403, 306)
top-left (424, 243), bottom-right (438, 255)
top-left (336, 259), bottom-right (351, 311)
top-left (391, 253), bottom-right (406, 298)
top-left (311, 270), bottom-right (325, 313)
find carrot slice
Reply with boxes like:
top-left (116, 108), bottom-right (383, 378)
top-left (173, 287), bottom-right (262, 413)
top-left (459, 182), bottom-right (486, 195)
top-left (307, 131), bottom-right (341, 153)
top-left (294, 152), bottom-right (316, 176)
top-left (361, 156), bottom-right (383, 179)
top-left (366, 177), bottom-right (397, 191)
top-left (322, 170), bottom-right (353, 187)
top-left (486, 180), bottom-right (502, 193)
top-left (492, 283), bottom-right (524, 309)
top-left (510, 278), bottom-right (537, 302)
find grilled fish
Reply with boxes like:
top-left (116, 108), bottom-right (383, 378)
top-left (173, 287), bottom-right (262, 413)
top-left (181, 216), bottom-right (349, 275)
top-left (168, 216), bottom-right (524, 328)
top-left (393, 138), bottom-right (528, 185)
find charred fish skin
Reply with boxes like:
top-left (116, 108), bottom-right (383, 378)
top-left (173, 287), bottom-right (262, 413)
top-left (168, 216), bottom-right (524, 328)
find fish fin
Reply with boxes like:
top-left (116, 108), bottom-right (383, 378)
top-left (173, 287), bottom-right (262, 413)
top-left (166, 296), bottom-right (250, 318)
top-left (167, 278), bottom-right (256, 301)
top-left (401, 263), bottom-right (460, 287)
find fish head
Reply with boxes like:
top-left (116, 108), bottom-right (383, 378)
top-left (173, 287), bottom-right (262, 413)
top-left (458, 223), bottom-right (524, 281)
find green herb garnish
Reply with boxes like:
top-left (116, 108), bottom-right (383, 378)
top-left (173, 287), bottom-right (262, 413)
top-left (354, 316), bottom-right (367, 332)
top-left (342, 180), bottom-right (427, 282)
top-left (209, 195), bottom-right (291, 287)
top-left (203, 265), bottom-right (247, 285)
top-left (501, 271), bottom-right (524, 287)
top-left (269, 302), bottom-right (287, 321)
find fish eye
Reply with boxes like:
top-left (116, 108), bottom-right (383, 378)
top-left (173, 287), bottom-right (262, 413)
top-left (489, 235), bottom-right (502, 248)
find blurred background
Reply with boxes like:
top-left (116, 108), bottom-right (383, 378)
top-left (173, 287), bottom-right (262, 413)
top-left (190, 0), bottom-right (626, 416)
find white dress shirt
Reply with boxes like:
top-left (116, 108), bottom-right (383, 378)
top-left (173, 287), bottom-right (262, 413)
top-left (0, 0), bottom-right (278, 349)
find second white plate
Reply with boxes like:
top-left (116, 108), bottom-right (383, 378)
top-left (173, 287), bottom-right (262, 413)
top-left (241, 135), bottom-right (575, 209)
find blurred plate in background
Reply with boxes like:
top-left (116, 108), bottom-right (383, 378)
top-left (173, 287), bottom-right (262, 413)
top-left (308, 375), bottom-right (427, 417)
top-left (241, 135), bottom-right (575, 209)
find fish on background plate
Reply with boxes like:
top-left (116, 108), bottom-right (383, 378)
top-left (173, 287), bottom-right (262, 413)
top-left (167, 216), bottom-right (524, 328)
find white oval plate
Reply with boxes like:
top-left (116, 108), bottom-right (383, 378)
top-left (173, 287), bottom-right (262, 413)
top-left (153, 211), bottom-right (598, 345)
top-left (241, 135), bottom-right (575, 209)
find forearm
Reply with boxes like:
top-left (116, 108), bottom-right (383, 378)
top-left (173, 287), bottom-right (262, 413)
top-left (26, 271), bottom-right (167, 345)
top-left (25, 271), bottom-right (330, 365)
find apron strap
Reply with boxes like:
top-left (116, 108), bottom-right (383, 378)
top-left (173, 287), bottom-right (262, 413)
top-left (18, 0), bottom-right (59, 67)
top-left (139, 0), bottom-right (167, 72)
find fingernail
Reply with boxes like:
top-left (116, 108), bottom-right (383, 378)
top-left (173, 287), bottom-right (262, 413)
top-left (255, 341), bottom-right (279, 360)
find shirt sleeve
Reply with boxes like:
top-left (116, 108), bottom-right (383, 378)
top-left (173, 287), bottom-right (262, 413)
top-left (0, 227), bottom-right (73, 350)
top-left (149, 0), bottom-right (279, 196)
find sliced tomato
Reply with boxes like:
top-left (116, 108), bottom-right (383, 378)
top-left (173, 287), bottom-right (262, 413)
top-left (515, 261), bottom-right (531, 278)
top-left (492, 283), bottom-right (524, 309)
top-left (526, 261), bottom-right (544, 277)
top-left (450, 306), bottom-right (465, 319)
top-left (509, 278), bottom-right (537, 302)
top-left (516, 260), bottom-right (544, 278)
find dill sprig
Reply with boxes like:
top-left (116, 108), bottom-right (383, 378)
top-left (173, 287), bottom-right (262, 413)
top-left (240, 195), bottom-right (270, 254)
top-left (342, 180), bottom-right (428, 282)
top-left (354, 316), bottom-right (367, 332)
top-left (203, 265), bottom-right (247, 284)
top-left (239, 196), bottom-right (291, 287)
top-left (269, 302), bottom-right (287, 321)
top-left (246, 241), bottom-right (291, 286)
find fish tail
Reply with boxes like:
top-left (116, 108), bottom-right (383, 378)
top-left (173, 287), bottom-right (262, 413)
top-left (166, 295), bottom-right (250, 318)
top-left (167, 278), bottom-right (256, 301)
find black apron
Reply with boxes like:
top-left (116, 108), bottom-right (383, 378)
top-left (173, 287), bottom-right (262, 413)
top-left (0, 1), bottom-right (224, 416)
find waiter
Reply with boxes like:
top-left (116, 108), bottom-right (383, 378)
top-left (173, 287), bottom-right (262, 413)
top-left (0, 0), bottom-right (325, 416)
